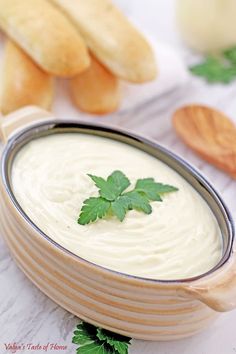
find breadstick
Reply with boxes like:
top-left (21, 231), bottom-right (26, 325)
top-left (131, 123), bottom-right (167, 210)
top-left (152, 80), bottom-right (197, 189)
top-left (0, 0), bottom-right (90, 77)
top-left (70, 54), bottom-right (120, 114)
top-left (49, 0), bottom-right (157, 83)
top-left (1, 41), bottom-right (54, 115)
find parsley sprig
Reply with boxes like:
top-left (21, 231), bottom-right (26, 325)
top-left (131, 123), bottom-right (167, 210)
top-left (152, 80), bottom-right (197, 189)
top-left (189, 46), bottom-right (236, 84)
top-left (78, 170), bottom-right (178, 225)
top-left (72, 322), bottom-right (132, 354)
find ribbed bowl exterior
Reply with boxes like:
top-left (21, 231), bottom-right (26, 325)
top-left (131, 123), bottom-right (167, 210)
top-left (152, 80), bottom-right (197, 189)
top-left (0, 181), bottom-right (218, 341)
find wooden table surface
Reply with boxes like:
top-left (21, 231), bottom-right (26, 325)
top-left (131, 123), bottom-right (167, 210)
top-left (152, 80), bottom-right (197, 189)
top-left (1, 1), bottom-right (236, 353)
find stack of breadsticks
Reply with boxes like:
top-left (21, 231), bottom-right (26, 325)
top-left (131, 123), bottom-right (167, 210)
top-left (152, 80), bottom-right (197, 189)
top-left (0, 0), bottom-right (157, 115)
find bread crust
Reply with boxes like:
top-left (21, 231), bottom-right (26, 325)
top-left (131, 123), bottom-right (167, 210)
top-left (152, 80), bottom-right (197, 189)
top-left (1, 40), bottom-right (54, 115)
top-left (70, 54), bottom-right (120, 114)
top-left (0, 0), bottom-right (90, 77)
top-left (49, 0), bottom-right (157, 83)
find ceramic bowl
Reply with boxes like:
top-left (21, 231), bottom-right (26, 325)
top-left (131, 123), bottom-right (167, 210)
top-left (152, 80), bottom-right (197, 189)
top-left (0, 106), bottom-right (235, 341)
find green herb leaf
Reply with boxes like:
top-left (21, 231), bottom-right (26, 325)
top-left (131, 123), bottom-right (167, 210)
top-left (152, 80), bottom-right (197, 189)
top-left (78, 197), bottom-right (111, 225)
top-left (72, 323), bottom-right (97, 345)
top-left (107, 170), bottom-right (131, 195)
top-left (122, 191), bottom-right (152, 214)
top-left (97, 328), bottom-right (131, 354)
top-left (88, 171), bottom-right (130, 201)
top-left (76, 342), bottom-right (110, 354)
top-left (111, 197), bottom-right (129, 222)
top-left (78, 170), bottom-right (178, 224)
top-left (189, 53), bottom-right (236, 84)
top-left (72, 322), bottom-right (132, 354)
top-left (88, 175), bottom-right (118, 201)
top-left (135, 178), bottom-right (178, 201)
top-left (223, 46), bottom-right (236, 65)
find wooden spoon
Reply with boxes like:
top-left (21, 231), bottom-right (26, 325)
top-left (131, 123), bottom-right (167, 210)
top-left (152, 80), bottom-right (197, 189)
top-left (173, 104), bottom-right (236, 179)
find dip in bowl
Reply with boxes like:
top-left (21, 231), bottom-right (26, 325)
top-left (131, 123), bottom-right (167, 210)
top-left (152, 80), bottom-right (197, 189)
top-left (0, 107), bottom-right (235, 340)
top-left (11, 132), bottom-right (222, 280)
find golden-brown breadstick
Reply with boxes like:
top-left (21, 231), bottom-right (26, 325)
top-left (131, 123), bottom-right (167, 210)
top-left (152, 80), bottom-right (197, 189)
top-left (0, 0), bottom-right (90, 77)
top-left (70, 54), bottom-right (120, 114)
top-left (1, 41), bottom-right (54, 115)
top-left (49, 0), bottom-right (157, 83)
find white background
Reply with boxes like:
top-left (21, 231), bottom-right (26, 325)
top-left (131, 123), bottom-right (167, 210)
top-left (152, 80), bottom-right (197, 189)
top-left (1, 1), bottom-right (236, 353)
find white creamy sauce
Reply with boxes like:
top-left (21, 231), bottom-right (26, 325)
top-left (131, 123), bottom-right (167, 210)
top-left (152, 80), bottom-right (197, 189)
top-left (11, 133), bottom-right (222, 280)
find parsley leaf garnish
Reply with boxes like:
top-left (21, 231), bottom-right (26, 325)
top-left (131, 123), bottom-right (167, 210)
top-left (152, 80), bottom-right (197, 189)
top-left (78, 170), bottom-right (178, 225)
top-left (78, 197), bottom-right (111, 225)
top-left (110, 196), bottom-right (130, 222)
top-left (72, 322), bottom-right (132, 354)
top-left (107, 170), bottom-right (131, 196)
top-left (135, 178), bottom-right (178, 201)
top-left (223, 47), bottom-right (236, 65)
top-left (189, 47), bottom-right (236, 84)
top-left (122, 191), bottom-right (152, 214)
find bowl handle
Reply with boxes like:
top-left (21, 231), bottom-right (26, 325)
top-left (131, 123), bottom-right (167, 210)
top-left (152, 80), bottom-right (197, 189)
top-left (0, 106), bottom-right (54, 143)
top-left (178, 251), bottom-right (236, 312)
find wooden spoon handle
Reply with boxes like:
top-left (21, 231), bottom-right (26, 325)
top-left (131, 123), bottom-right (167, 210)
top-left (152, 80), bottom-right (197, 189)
top-left (173, 104), bottom-right (236, 178)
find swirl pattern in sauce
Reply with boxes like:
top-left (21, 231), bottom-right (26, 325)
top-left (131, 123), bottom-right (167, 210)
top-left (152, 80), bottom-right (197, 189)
top-left (12, 133), bottom-right (222, 280)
